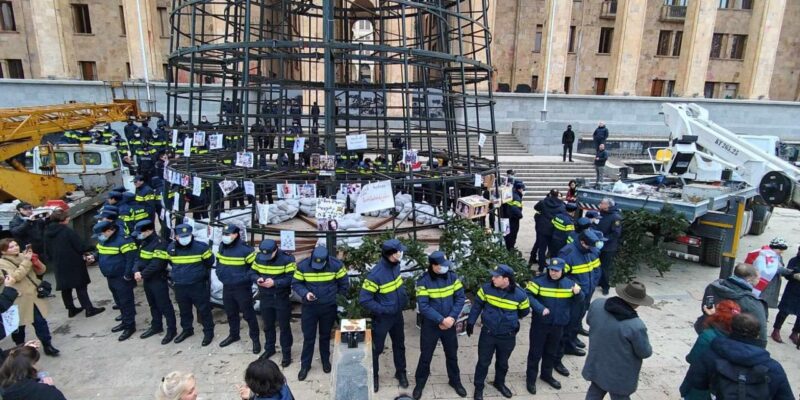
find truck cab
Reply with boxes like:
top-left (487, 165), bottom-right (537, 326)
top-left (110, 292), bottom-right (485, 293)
top-left (25, 144), bottom-right (134, 193)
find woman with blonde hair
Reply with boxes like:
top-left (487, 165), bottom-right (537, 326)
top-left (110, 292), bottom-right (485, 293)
top-left (155, 371), bottom-right (198, 400)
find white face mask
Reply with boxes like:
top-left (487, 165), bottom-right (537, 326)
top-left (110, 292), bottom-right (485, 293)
top-left (136, 232), bottom-right (148, 241)
top-left (596, 241), bottom-right (604, 250)
top-left (177, 236), bottom-right (192, 246)
top-left (221, 235), bottom-right (234, 245)
top-left (438, 265), bottom-right (449, 274)
top-left (396, 251), bottom-right (404, 262)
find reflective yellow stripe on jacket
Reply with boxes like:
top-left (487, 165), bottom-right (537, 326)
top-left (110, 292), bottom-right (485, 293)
top-left (216, 252), bottom-right (256, 267)
top-left (293, 267), bottom-right (346, 282)
top-left (508, 200), bottom-right (523, 208)
top-left (568, 258), bottom-right (601, 274)
top-left (477, 287), bottom-right (530, 310)
top-left (551, 217), bottom-right (574, 232)
top-left (170, 249), bottom-right (212, 264)
top-left (97, 242), bottom-right (137, 255)
top-left (525, 282), bottom-right (573, 299)
top-left (416, 280), bottom-right (463, 299)
top-left (362, 276), bottom-right (403, 294)
top-left (252, 262), bottom-right (297, 275)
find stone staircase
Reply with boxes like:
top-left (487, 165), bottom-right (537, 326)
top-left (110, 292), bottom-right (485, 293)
top-left (332, 132), bottom-right (531, 156)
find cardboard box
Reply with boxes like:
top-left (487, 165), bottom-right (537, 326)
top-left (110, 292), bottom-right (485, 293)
top-left (456, 195), bottom-right (491, 219)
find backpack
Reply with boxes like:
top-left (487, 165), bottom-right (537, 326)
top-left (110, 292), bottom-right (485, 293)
top-left (711, 358), bottom-right (771, 400)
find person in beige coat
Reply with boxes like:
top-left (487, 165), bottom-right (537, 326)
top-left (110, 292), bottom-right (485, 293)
top-left (0, 238), bottom-right (59, 356)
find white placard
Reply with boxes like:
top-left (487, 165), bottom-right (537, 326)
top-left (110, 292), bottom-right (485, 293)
top-left (193, 131), bottom-right (206, 146)
top-left (500, 218), bottom-right (510, 236)
top-left (172, 192), bottom-right (180, 211)
top-left (256, 202), bottom-right (269, 225)
top-left (208, 134), bottom-right (224, 150)
top-left (183, 138), bottom-right (193, 157)
top-left (192, 176), bottom-right (202, 196)
top-left (280, 230), bottom-right (296, 251)
top-left (293, 137), bottom-right (305, 154)
top-left (316, 198), bottom-right (346, 219)
top-left (298, 183), bottom-right (316, 198)
top-left (478, 133), bottom-right (487, 148)
top-left (236, 152), bottom-right (254, 168)
top-left (171, 129), bottom-right (179, 147)
top-left (244, 180), bottom-right (255, 197)
top-left (219, 180), bottom-right (239, 196)
top-left (355, 180), bottom-right (395, 214)
top-left (164, 210), bottom-right (173, 229)
top-left (474, 174), bottom-right (483, 187)
top-left (276, 184), bottom-right (298, 199)
top-left (2, 305), bottom-right (19, 335)
top-left (403, 149), bottom-right (418, 165)
top-left (346, 134), bottom-right (368, 150)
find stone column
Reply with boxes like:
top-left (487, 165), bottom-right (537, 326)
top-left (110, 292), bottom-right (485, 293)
top-left (607, 0), bottom-right (646, 96)
top-left (29, 0), bottom-right (77, 79)
top-left (538, 0), bottom-right (571, 93)
top-left (739, 0), bottom-right (786, 100)
top-left (123, 0), bottom-right (165, 81)
top-left (675, 0), bottom-right (717, 98)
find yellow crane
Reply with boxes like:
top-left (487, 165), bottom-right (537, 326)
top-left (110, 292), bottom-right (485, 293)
top-left (0, 100), bottom-right (140, 204)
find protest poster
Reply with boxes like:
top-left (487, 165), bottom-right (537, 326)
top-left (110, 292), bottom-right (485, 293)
top-left (317, 218), bottom-right (339, 232)
top-left (208, 134), bottom-right (224, 150)
top-left (171, 129), bottom-right (179, 147)
top-left (236, 152), bottom-right (254, 168)
top-left (2, 305), bottom-right (19, 335)
top-left (172, 193), bottom-right (180, 211)
top-left (183, 138), bottom-right (193, 157)
top-left (478, 133), bottom-right (487, 148)
top-left (277, 183), bottom-right (298, 199)
top-left (319, 155), bottom-right (336, 176)
top-left (219, 180), bottom-right (238, 196)
top-left (474, 174), bottom-right (482, 187)
top-left (298, 183), bottom-right (317, 198)
top-left (293, 137), bottom-right (305, 154)
top-left (403, 149), bottom-right (418, 164)
top-left (256, 202), bottom-right (269, 225)
top-left (310, 154), bottom-right (320, 170)
top-left (316, 198), bottom-right (346, 219)
top-left (244, 180), bottom-right (255, 197)
top-left (355, 180), bottom-right (395, 214)
top-left (346, 134), bottom-right (368, 150)
top-left (280, 230), bottom-right (296, 251)
top-left (192, 176), bottom-right (202, 196)
top-left (193, 131), bottom-right (206, 147)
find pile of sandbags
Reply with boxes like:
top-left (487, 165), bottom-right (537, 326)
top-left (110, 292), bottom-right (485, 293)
top-left (268, 199), bottom-right (300, 224)
top-left (299, 197), bottom-right (317, 217)
top-left (396, 202), bottom-right (444, 225)
top-left (335, 214), bottom-right (367, 248)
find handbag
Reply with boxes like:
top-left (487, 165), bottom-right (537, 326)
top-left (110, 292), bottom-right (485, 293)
top-left (26, 275), bottom-right (53, 299)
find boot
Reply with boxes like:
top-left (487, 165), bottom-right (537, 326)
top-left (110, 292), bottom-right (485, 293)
top-left (85, 307), bottom-right (105, 317)
top-left (789, 331), bottom-right (800, 346)
top-left (42, 343), bottom-right (60, 357)
top-left (67, 308), bottom-right (84, 318)
top-left (770, 328), bottom-right (784, 343)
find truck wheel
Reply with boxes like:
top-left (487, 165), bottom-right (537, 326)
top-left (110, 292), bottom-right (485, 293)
top-left (748, 204), bottom-right (772, 236)
top-left (701, 238), bottom-right (723, 268)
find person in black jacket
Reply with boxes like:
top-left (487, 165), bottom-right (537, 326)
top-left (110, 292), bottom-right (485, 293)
top-left (592, 122), bottom-right (608, 150)
top-left (594, 144), bottom-right (609, 188)
top-left (133, 220), bottom-right (176, 345)
top-left (595, 198), bottom-right (623, 295)
top-left (0, 275), bottom-right (19, 342)
top-left (772, 246), bottom-right (800, 346)
top-left (8, 203), bottom-right (45, 255)
top-left (562, 125), bottom-right (575, 162)
top-left (0, 346), bottom-right (67, 400)
top-left (42, 210), bottom-right (105, 318)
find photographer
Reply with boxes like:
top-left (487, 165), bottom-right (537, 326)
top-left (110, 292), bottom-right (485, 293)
top-left (8, 203), bottom-right (46, 258)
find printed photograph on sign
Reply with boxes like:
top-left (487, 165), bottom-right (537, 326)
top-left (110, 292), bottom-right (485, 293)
top-left (403, 149), bottom-right (418, 164)
top-left (193, 131), bottom-right (206, 146)
top-left (310, 154), bottom-right (320, 170)
top-left (319, 155), bottom-right (336, 175)
top-left (219, 180), bottom-right (239, 196)
top-left (277, 183), bottom-right (298, 199)
top-left (208, 134), bottom-right (224, 150)
top-left (317, 218), bottom-right (339, 232)
top-left (293, 137), bottom-right (305, 154)
top-left (298, 183), bottom-right (317, 198)
top-left (236, 152), bottom-right (254, 168)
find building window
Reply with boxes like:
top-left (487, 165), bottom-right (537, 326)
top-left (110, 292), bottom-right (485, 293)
top-left (722, 83), bottom-right (739, 98)
top-left (531, 75), bottom-right (539, 92)
top-left (158, 7), bottom-right (168, 37)
top-left (163, 64), bottom-right (171, 83)
top-left (0, 63), bottom-right (3, 78)
top-left (564, 77), bottom-right (571, 94)
top-left (0, 1), bottom-right (16, 31)
top-left (730, 34), bottom-right (746, 59)
top-left (534, 24), bottom-right (542, 53)
top-left (720, 0), bottom-right (752, 9)
top-left (710, 33), bottom-right (724, 58)
top-left (598, 27), bottom-right (613, 54)
top-left (125, 62), bottom-right (131, 79)
top-left (718, 0), bottom-right (729, 7)
top-left (657, 31), bottom-right (672, 56)
top-left (568, 26), bottom-right (576, 53)
top-left (651, 79), bottom-right (665, 96)
top-left (118, 6), bottom-right (126, 35)
top-left (72, 4), bottom-right (92, 34)
top-left (665, 80), bottom-right (675, 97)
top-left (6, 59), bottom-right (23, 79)
top-left (704, 81), bottom-right (716, 98)
top-left (672, 31), bottom-right (683, 56)
top-left (595, 77), bottom-right (607, 95)
top-left (739, 0), bottom-right (753, 9)
top-left (79, 61), bottom-right (97, 80)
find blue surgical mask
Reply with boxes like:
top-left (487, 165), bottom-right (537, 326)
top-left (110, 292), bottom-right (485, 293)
top-left (177, 236), bottom-right (192, 246)
top-left (136, 233), bottom-right (148, 241)
top-left (221, 235), bottom-right (234, 245)
top-left (97, 234), bottom-right (108, 243)
top-left (596, 241), bottom-right (604, 250)
top-left (438, 266), bottom-right (450, 274)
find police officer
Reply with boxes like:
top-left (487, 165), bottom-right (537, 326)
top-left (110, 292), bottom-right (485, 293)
top-left (596, 198), bottom-right (622, 295)
top-left (128, 128), bottom-right (146, 156)
top-left (531, 189), bottom-right (566, 271)
top-left (95, 205), bottom-right (128, 238)
top-left (120, 192), bottom-right (148, 234)
top-left (524, 258), bottom-right (583, 394)
top-left (360, 239), bottom-right (409, 392)
top-left (138, 120), bottom-right (154, 138)
top-left (92, 220), bottom-right (137, 341)
top-left (165, 224), bottom-right (216, 346)
top-left (215, 224), bottom-right (260, 353)
top-left (550, 203), bottom-right (578, 255)
top-left (292, 246), bottom-right (349, 381)
top-left (502, 181), bottom-right (525, 250)
top-left (283, 126), bottom-right (297, 167)
top-left (412, 251), bottom-right (467, 400)
top-left (134, 175), bottom-right (157, 221)
top-left (123, 118), bottom-right (138, 140)
top-left (249, 239), bottom-right (296, 366)
top-left (466, 264), bottom-right (530, 400)
top-left (567, 217), bottom-right (592, 245)
top-left (151, 123), bottom-right (169, 153)
top-left (135, 142), bottom-right (157, 179)
top-left (132, 220), bottom-right (177, 344)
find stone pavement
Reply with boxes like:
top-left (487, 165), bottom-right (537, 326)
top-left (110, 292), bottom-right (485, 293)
top-left (28, 208), bottom-right (800, 399)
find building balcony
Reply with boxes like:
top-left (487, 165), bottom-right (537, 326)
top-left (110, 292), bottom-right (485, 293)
top-left (660, 5), bottom-right (687, 22)
top-left (600, 0), bottom-right (617, 19)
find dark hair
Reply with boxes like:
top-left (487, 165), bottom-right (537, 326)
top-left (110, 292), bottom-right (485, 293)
top-left (0, 238), bottom-right (16, 253)
top-left (0, 346), bottom-right (40, 387)
top-left (244, 358), bottom-right (286, 397)
top-left (731, 313), bottom-right (761, 340)
top-left (49, 209), bottom-right (69, 223)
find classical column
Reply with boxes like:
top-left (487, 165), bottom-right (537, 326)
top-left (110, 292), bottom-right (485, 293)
top-left (739, 0), bottom-right (786, 99)
top-left (607, 0), bottom-right (646, 95)
top-left (29, 0), bottom-right (77, 79)
top-left (538, 0), bottom-right (572, 93)
top-left (675, 0), bottom-right (717, 98)
top-left (122, 0), bottom-right (165, 81)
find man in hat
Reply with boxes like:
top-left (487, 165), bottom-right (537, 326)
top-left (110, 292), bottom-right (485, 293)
top-left (466, 264), bottom-right (530, 400)
top-left (412, 251), bottom-right (467, 399)
top-left (292, 246), bottom-right (349, 381)
top-left (132, 220), bottom-right (176, 344)
top-left (164, 224), bottom-right (216, 346)
top-left (531, 189), bottom-right (566, 271)
top-left (550, 203), bottom-right (578, 255)
top-left (249, 239), bottom-right (296, 366)
top-left (525, 258), bottom-right (583, 395)
top-left (582, 281), bottom-right (653, 400)
top-left (9, 202), bottom-right (45, 252)
top-left (92, 220), bottom-right (138, 341)
top-left (502, 181), bottom-right (525, 251)
top-left (134, 175), bottom-right (157, 222)
top-left (596, 198), bottom-right (623, 295)
top-left (215, 224), bottom-right (260, 353)
top-left (360, 239), bottom-right (410, 392)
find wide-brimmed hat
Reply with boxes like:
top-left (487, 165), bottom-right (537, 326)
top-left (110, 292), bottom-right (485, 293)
top-left (615, 281), bottom-right (654, 307)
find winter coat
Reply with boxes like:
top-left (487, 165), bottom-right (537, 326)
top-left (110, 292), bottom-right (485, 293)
top-left (292, 256), bottom-right (349, 306)
top-left (525, 274), bottom-right (583, 326)
top-left (8, 214), bottom-right (45, 253)
top-left (0, 255), bottom-right (48, 326)
top-left (502, 191), bottom-right (523, 221)
top-left (42, 222), bottom-right (91, 290)
top-left (562, 128), bottom-right (575, 144)
top-left (592, 126), bottom-right (609, 145)
top-left (215, 239), bottom-right (256, 286)
top-left (1, 378), bottom-right (67, 400)
top-left (594, 149), bottom-right (609, 167)
top-left (582, 297), bottom-right (652, 396)
top-left (0, 285), bottom-right (19, 339)
top-left (778, 255), bottom-right (800, 315)
top-left (680, 327), bottom-right (725, 400)
top-left (360, 257), bottom-right (409, 316)
top-left (753, 247), bottom-right (790, 308)
top-left (559, 241), bottom-right (600, 294)
top-left (254, 384), bottom-right (294, 400)
top-left (165, 239), bottom-right (215, 285)
top-left (96, 229), bottom-right (137, 279)
top-left (550, 212), bottom-right (575, 253)
top-left (681, 335), bottom-right (794, 400)
top-left (415, 270), bottom-right (466, 324)
top-left (700, 277), bottom-right (768, 348)
top-left (467, 282), bottom-right (530, 335)
top-left (534, 196), bottom-right (566, 235)
top-left (134, 234), bottom-right (169, 282)
top-left (249, 250), bottom-right (296, 296)
top-left (596, 206), bottom-right (623, 252)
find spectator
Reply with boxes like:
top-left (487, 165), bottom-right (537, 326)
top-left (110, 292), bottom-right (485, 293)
top-left (592, 121), bottom-right (608, 150)
top-left (42, 210), bottom-right (105, 318)
top-left (699, 263), bottom-right (768, 348)
top-left (594, 144), bottom-right (608, 188)
top-left (582, 281), bottom-right (653, 400)
top-left (679, 299), bottom-right (741, 400)
top-left (8, 203), bottom-right (45, 256)
top-left (0, 346), bottom-right (67, 400)
top-left (681, 313), bottom-right (794, 400)
top-left (0, 239), bottom-right (59, 357)
top-left (237, 358), bottom-right (294, 400)
top-left (562, 125), bottom-right (575, 162)
top-left (155, 371), bottom-right (198, 400)
top-left (772, 245), bottom-right (800, 345)
top-left (311, 101), bottom-right (320, 127)
top-left (0, 274), bottom-right (19, 359)
top-left (565, 180), bottom-right (578, 203)
top-left (753, 237), bottom-right (790, 309)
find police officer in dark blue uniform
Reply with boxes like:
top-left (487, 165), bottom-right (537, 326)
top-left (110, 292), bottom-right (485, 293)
top-left (466, 264), bottom-right (530, 400)
top-left (531, 189), bottom-right (566, 271)
top-left (134, 175), bottom-right (157, 221)
top-left (502, 181), bottom-right (525, 251)
top-left (360, 239), bottom-right (409, 392)
top-left (550, 203), bottom-right (578, 255)
top-left (165, 224), bottom-right (216, 346)
top-left (567, 217), bottom-right (592, 245)
top-left (132, 220), bottom-right (176, 344)
top-left (215, 224), bottom-right (260, 353)
top-left (412, 251), bottom-right (467, 400)
top-left (293, 246), bottom-right (349, 381)
top-left (524, 257), bottom-right (583, 394)
top-left (93, 220), bottom-right (137, 341)
top-left (249, 239), bottom-right (296, 366)
top-left (596, 198), bottom-right (623, 295)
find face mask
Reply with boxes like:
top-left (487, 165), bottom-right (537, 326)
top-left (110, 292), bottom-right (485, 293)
top-left (396, 251), bottom-right (404, 262)
top-left (177, 236), bottom-right (192, 246)
top-left (97, 234), bottom-right (109, 243)
top-left (438, 265), bottom-right (449, 274)
top-left (596, 241), bottom-right (604, 250)
top-left (221, 235), bottom-right (234, 245)
top-left (136, 232), bottom-right (148, 241)
top-left (134, 133), bottom-right (141, 138)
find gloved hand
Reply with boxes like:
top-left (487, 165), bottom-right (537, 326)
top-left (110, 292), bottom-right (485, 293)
top-left (466, 323), bottom-right (474, 337)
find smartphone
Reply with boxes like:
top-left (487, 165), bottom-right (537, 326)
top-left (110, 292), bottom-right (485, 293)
top-left (704, 295), bottom-right (715, 309)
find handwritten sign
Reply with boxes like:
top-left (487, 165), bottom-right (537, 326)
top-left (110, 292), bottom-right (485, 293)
top-left (280, 230), bottom-right (296, 251)
top-left (355, 180), bottom-right (395, 214)
top-left (346, 134), bottom-right (368, 150)
top-left (316, 198), bottom-right (346, 219)
top-left (256, 202), bottom-right (269, 225)
top-left (2, 305), bottom-right (19, 335)
top-left (474, 174), bottom-right (482, 187)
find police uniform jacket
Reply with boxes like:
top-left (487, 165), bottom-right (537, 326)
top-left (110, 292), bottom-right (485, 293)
top-left (135, 234), bottom-right (169, 281)
top-left (360, 257), bottom-right (408, 316)
top-left (249, 250), bottom-right (296, 295)
top-left (415, 270), bottom-right (466, 324)
top-left (215, 238), bottom-right (256, 286)
top-left (467, 283), bottom-right (530, 335)
top-left (525, 273), bottom-right (583, 326)
top-left (596, 206), bottom-right (623, 252)
top-left (292, 256), bottom-right (349, 306)
top-left (534, 196), bottom-right (566, 235)
top-left (96, 229), bottom-right (137, 279)
top-left (166, 240), bottom-right (215, 285)
top-left (558, 241), bottom-right (600, 292)
top-left (551, 212), bottom-right (575, 248)
top-left (502, 191), bottom-right (523, 220)
top-left (135, 185), bottom-right (157, 216)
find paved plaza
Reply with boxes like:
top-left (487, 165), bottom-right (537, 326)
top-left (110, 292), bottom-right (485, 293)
top-left (32, 207), bottom-right (800, 399)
